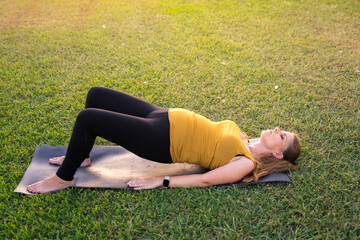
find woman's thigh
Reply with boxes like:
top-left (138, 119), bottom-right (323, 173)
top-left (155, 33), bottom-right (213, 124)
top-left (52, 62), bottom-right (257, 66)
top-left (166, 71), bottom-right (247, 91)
top-left (81, 108), bottom-right (171, 163)
top-left (85, 86), bottom-right (165, 117)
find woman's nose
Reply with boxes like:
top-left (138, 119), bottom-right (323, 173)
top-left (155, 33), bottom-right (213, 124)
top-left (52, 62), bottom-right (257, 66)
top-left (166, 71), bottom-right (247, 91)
top-left (275, 127), bottom-right (280, 133)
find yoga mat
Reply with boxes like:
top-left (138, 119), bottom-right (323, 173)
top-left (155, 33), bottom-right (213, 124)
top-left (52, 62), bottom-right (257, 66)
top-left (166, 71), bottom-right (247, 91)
top-left (14, 145), bottom-right (291, 195)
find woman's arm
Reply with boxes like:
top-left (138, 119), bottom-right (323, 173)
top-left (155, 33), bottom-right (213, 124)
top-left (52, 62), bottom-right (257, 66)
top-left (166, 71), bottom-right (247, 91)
top-left (127, 156), bottom-right (255, 190)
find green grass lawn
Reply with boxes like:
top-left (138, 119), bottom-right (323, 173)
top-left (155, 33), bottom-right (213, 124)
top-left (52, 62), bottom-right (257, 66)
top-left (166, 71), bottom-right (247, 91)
top-left (1, 0), bottom-right (359, 238)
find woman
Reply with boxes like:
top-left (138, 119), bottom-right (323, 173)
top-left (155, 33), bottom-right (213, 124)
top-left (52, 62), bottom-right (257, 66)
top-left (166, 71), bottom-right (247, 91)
top-left (27, 86), bottom-right (301, 193)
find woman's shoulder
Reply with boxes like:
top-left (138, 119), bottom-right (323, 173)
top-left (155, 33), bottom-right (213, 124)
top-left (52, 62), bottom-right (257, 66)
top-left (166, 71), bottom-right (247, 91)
top-left (228, 156), bottom-right (256, 172)
top-left (230, 155), bottom-right (256, 165)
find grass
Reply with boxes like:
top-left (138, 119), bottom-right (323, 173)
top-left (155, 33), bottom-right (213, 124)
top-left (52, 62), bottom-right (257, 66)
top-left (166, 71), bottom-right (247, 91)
top-left (0, 0), bottom-right (359, 238)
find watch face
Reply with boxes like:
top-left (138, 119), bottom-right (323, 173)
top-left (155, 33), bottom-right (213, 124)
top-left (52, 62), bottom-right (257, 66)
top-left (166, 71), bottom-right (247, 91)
top-left (163, 177), bottom-right (170, 187)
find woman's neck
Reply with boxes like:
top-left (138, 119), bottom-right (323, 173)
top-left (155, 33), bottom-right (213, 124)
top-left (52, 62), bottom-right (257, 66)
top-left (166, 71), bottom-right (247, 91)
top-left (248, 141), bottom-right (270, 160)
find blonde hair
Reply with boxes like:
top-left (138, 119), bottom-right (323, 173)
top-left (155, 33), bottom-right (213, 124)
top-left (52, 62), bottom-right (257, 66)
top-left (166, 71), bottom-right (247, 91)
top-left (242, 133), bottom-right (301, 183)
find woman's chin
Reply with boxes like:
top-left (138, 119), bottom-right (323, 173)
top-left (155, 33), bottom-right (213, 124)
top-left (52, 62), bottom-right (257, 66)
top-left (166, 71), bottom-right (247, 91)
top-left (260, 131), bottom-right (266, 138)
top-left (259, 130), bottom-right (270, 142)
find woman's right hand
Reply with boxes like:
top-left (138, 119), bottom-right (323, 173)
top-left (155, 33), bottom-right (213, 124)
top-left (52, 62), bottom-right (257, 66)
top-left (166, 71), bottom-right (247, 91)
top-left (127, 177), bottom-right (163, 190)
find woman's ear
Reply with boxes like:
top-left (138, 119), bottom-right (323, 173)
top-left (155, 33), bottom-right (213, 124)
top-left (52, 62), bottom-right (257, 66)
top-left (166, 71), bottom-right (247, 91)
top-left (272, 152), bottom-right (284, 160)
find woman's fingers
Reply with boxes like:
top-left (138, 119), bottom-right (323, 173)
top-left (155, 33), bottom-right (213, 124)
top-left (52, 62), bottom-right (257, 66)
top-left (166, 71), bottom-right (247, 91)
top-left (127, 178), bottom-right (145, 189)
top-left (127, 177), bottom-right (162, 190)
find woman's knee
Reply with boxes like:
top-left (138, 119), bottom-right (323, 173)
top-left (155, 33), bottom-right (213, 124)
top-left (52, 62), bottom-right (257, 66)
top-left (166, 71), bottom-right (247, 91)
top-left (87, 86), bottom-right (103, 98)
top-left (85, 86), bottom-right (103, 108)
top-left (76, 109), bottom-right (96, 124)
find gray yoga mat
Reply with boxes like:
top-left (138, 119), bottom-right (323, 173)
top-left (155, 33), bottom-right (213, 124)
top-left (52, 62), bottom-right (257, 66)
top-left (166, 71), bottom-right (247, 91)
top-left (14, 145), bottom-right (291, 195)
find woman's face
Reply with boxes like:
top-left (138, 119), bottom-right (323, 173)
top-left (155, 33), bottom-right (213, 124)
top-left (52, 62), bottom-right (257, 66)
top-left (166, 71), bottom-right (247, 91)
top-left (260, 127), bottom-right (294, 158)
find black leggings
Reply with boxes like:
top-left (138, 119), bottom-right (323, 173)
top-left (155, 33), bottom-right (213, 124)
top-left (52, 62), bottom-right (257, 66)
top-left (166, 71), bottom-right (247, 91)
top-left (56, 87), bottom-right (172, 181)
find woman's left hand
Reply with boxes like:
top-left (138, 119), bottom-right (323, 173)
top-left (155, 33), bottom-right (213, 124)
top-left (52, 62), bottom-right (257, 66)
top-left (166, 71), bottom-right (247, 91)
top-left (127, 177), bottom-right (163, 190)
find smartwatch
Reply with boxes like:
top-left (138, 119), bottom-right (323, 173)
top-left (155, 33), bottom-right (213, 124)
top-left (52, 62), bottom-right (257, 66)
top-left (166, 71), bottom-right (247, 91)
top-left (163, 176), bottom-right (170, 188)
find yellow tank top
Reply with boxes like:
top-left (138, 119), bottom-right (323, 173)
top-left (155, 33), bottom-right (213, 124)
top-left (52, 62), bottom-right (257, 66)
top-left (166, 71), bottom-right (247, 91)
top-left (168, 108), bottom-right (257, 169)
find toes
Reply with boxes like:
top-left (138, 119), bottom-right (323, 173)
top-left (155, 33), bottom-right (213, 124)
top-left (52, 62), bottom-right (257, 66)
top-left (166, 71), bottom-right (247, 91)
top-left (27, 181), bottom-right (45, 194)
top-left (49, 156), bottom-right (63, 165)
top-left (27, 185), bottom-right (37, 194)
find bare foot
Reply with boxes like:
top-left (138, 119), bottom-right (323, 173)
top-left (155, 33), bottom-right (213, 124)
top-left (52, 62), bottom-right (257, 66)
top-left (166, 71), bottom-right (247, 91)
top-left (49, 156), bottom-right (91, 167)
top-left (27, 174), bottom-right (75, 194)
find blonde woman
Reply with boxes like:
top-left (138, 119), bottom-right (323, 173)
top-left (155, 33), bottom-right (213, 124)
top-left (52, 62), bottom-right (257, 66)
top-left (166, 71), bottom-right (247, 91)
top-left (28, 86), bottom-right (301, 193)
